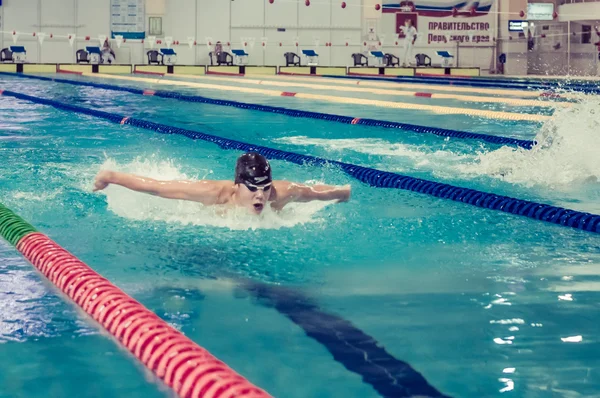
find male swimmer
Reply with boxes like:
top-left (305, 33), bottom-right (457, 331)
top-left (93, 152), bottom-right (351, 215)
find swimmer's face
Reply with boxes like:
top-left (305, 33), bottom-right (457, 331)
top-left (236, 182), bottom-right (271, 214)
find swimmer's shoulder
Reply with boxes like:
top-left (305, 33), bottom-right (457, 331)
top-left (270, 180), bottom-right (300, 202)
top-left (188, 180), bottom-right (234, 204)
top-left (272, 180), bottom-right (294, 189)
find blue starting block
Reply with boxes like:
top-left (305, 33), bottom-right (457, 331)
top-left (160, 48), bottom-right (177, 65)
top-left (231, 49), bottom-right (249, 65)
top-left (436, 51), bottom-right (454, 67)
top-left (302, 49), bottom-right (319, 65)
top-left (369, 51), bottom-right (385, 66)
top-left (10, 46), bottom-right (27, 63)
top-left (85, 46), bottom-right (101, 64)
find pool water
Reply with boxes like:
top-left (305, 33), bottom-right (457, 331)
top-left (1, 74), bottom-right (600, 398)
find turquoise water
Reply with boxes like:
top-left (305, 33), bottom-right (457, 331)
top-left (1, 74), bottom-right (600, 397)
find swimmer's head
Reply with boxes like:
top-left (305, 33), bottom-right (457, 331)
top-left (234, 152), bottom-right (272, 214)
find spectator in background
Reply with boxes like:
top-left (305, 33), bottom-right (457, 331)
top-left (400, 19), bottom-right (418, 67)
top-left (102, 38), bottom-right (116, 64)
top-left (211, 41), bottom-right (224, 65)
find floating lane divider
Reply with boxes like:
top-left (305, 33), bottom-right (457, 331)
top-left (401, 74), bottom-right (600, 93)
top-left (0, 203), bottom-right (272, 398)
top-left (54, 72), bottom-right (548, 122)
top-left (1, 73), bottom-right (535, 149)
top-left (251, 74), bottom-right (579, 100)
top-left (93, 73), bottom-right (552, 122)
top-left (175, 74), bottom-right (568, 109)
top-left (2, 90), bottom-right (598, 235)
top-left (323, 74), bottom-right (600, 95)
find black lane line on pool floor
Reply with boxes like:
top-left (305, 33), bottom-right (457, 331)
top-left (239, 281), bottom-right (451, 398)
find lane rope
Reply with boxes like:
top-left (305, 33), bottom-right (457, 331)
top-left (0, 203), bottom-right (272, 398)
top-left (173, 74), bottom-right (569, 108)
top-left (2, 90), bottom-right (598, 235)
top-left (1, 72), bottom-right (535, 149)
top-left (23, 71), bottom-right (549, 122)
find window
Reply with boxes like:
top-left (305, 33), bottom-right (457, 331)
top-left (582, 25), bottom-right (591, 44)
top-left (148, 17), bottom-right (162, 36)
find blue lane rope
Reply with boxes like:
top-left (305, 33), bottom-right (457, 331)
top-left (0, 72), bottom-right (535, 149)
top-left (339, 73), bottom-right (600, 92)
top-left (400, 75), bottom-right (600, 92)
top-left (327, 74), bottom-right (600, 94)
top-left (3, 89), bottom-right (599, 235)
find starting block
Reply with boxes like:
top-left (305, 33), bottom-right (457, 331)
top-left (302, 49), bottom-right (319, 66)
top-left (86, 46), bottom-right (101, 64)
top-left (160, 48), bottom-right (177, 65)
top-left (10, 46), bottom-right (27, 63)
top-left (437, 51), bottom-right (454, 67)
top-left (231, 49), bottom-right (249, 65)
top-left (369, 51), bottom-right (385, 67)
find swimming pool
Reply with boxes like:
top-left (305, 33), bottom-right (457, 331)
top-left (1, 72), bottom-right (600, 397)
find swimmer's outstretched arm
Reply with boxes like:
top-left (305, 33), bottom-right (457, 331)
top-left (272, 181), bottom-right (351, 209)
top-left (93, 170), bottom-right (225, 205)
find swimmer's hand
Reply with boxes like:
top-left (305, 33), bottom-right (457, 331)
top-left (336, 184), bottom-right (351, 203)
top-left (93, 170), bottom-right (113, 191)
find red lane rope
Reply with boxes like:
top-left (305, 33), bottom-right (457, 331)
top-left (134, 70), bottom-right (165, 76)
top-left (57, 69), bottom-right (83, 75)
top-left (16, 232), bottom-right (271, 398)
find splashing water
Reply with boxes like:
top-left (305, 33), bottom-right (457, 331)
top-left (12, 189), bottom-right (63, 202)
top-left (275, 136), bottom-right (468, 168)
top-left (457, 97), bottom-right (600, 189)
top-left (94, 157), bottom-right (333, 230)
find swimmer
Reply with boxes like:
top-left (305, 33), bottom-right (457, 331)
top-left (93, 152), bottom-right (351, 215)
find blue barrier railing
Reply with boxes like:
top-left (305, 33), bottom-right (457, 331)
top-left (3, 89), bottom-right (598, 235)
top-left (0, 72), bottom-right (536, 149)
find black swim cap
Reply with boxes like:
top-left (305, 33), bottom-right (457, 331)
top-left (234, 152), bottom-right (272, 186)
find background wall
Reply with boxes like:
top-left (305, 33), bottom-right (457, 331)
top-left (0, 0), bottom-right (364, 66)
top-left (380, 0), bottom-right (497, 71)
top-left (0, 0), bottom-right (598, 74)
top-left (497, 0), bottom-right (600, 76)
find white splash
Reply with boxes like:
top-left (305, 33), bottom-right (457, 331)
top-left (494, 337), bottom-right (513, 345)
top-left (93, 157), bottom-right (334, 230)
top-left (499, 378), bottom-right (515, 393)
top-left (558, 293), bottom-right (573, 301)
top-left (274, 136), bottom-right (467, 166)
top-left (490, 319), bottom-right (525, 325)
top-left (456, 97), bottom-right (600, 188)
top-left (12, 189), bottom-right (63, 201)
top-left (492, 297), bottom-right (512, 305)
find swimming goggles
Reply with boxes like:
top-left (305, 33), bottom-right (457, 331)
top-left (244, 182), bottom-right (272, 192)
